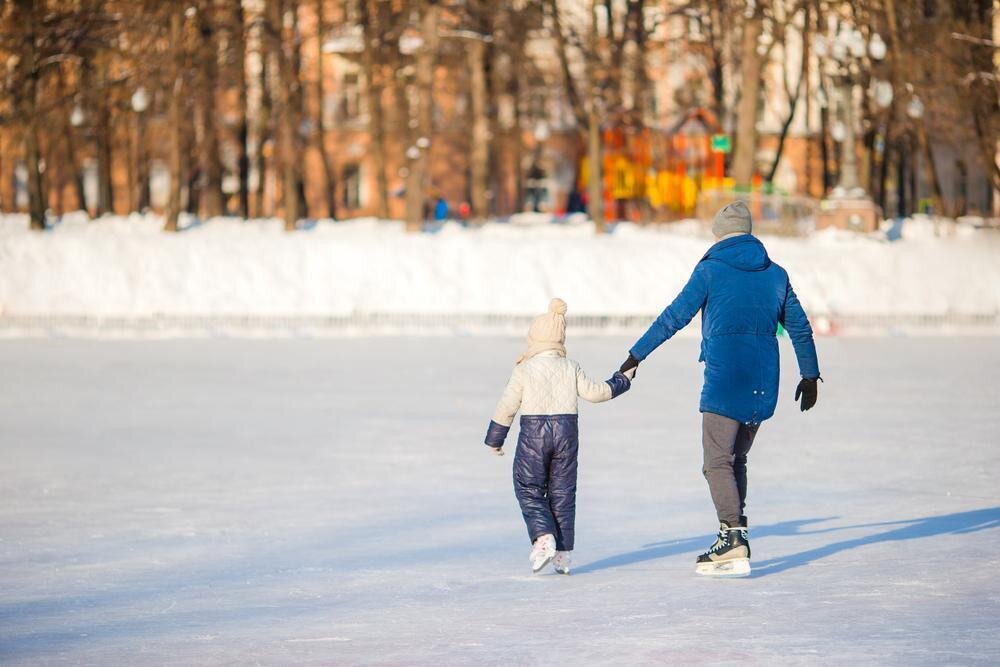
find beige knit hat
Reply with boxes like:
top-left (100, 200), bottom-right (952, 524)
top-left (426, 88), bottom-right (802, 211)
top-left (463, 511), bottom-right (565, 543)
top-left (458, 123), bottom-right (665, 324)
top-left (517, 298), bottom-right (568, 364)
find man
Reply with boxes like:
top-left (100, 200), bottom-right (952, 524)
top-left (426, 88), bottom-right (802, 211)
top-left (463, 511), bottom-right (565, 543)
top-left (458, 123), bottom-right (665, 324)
top-left (620, 201), bottom-right (820, 577)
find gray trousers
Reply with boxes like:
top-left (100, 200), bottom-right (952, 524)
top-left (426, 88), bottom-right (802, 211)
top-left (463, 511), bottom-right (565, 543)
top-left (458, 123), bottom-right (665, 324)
top-left (702, 412), bottom-right (759, 526)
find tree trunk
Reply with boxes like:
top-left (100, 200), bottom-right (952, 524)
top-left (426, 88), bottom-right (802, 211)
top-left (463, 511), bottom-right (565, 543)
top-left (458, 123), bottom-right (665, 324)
top-left (877, 135), bottom-right (891, 214)
top-left (312, 0), bottom-right (337, 219)
top-left (895, 140), bottom-right (908, 217)
top-left (622, 0), bottom-right (645, 114)
top-left (266, 0), bottom-right (299, 231)
top-left (95, 60), bottom-right (114, 216)
top-left (707, 3), bottom-right (726, 124)
top-left (360, 0), bottom-right (388, 219)
top-left (165, 7), bottom-right (184, 232)
top-left (16, 0), bottom-right (43, 229)
top-left (232, 0), bottom-right (250, 219)
top-left (186, 112), bottom-right (201, 214)
top-left (289, 5), bottom-right (308, 219)
top-left (197, 1), bottom-right (224, 218)
top-left (547, 0), bottom-right (587, 130)
top-left (587, 0), bottom-right (604, 232)
top-left (255, 18), bottom-right (271, 218)
top-left (819, 86), bottom-right (831, 194)
top-left (587, 105), bottom-right (604, 231)
top-left (916, 122), bottom-right (944, 215)
top-left (57, 67), bottom-right (87, 212)
top-left (603, 0), bottom-right (622, 112)
top-left (766, 27), bottom-right (806, 184)
top-left (406, 1), bottom-right (440, 232)
top-left (468, 37), bottom-right (489, 220)
top-left (731, 2), bottom-right (764, 187)
top-left (803, 1), bottom-right (813, 196)
top-left (22, 80), bottom-right (45, 228)
top-left (135, 109), bottom-right (150, 211)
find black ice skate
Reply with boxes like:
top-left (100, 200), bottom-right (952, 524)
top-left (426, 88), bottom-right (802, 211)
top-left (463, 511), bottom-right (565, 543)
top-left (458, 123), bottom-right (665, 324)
top-left (695, 521), bottom-right (751, 577)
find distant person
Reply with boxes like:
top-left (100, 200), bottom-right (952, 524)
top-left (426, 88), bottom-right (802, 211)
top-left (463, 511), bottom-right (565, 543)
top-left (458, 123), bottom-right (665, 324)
top-left (433, 196), bottom-right (449, 221)
top-left (484, 298), bottom-right (633, 575)
top-left (526, 164), bottom-right (545, 213)
top-left (618, 201), bottom-right (821, 577)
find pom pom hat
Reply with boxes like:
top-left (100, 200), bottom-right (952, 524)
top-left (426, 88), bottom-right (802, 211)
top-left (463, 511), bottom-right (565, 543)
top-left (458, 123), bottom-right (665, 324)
top-left (517, 298), bottom-right (568, 364)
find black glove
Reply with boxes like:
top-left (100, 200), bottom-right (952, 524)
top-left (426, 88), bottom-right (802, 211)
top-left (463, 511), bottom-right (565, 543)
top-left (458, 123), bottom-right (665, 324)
top-left (619, 354), bottom-right (639, 379)
top-left (794, 377), bottom-right (820, 412)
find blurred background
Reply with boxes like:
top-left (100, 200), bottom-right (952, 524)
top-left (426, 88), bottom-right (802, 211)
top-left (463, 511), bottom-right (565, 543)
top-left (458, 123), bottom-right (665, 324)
top-left (0, 1), bottom-right (998, 334)
top-left (1, 0), bottom-right (997, 232)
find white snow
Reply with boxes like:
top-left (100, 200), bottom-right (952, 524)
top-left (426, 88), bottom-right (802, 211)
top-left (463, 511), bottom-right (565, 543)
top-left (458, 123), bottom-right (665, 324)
top-left (1, 336), bottom-right (998, 663)
top-left (0, 213), bottom-right (998, 333)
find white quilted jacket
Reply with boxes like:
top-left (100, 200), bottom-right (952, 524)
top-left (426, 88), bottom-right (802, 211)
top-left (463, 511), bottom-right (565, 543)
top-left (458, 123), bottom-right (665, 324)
top-left (492, 351), bottom-right (614, 426)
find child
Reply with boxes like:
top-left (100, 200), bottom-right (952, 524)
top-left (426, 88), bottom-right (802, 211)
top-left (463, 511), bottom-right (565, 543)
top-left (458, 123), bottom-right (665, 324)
top-left (484, 298), bottom-right (633, 575)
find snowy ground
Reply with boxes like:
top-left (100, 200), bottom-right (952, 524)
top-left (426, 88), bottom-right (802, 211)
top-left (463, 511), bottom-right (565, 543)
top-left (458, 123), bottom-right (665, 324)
top-left (1, 336), bottom-right (999, 664)
top-left (2, 213), bottom-right (999, 336)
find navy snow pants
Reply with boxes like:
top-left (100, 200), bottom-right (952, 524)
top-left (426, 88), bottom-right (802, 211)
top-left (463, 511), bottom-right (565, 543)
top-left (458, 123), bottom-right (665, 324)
top-left (513, 414), bottom-right (579, 551)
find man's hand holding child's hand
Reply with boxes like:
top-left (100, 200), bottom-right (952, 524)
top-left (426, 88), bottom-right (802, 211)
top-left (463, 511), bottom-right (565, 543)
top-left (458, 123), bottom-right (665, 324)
top-left (620, 354), bottom-right (639, 380)
top-left (489, 446), bottom-right (505, 457)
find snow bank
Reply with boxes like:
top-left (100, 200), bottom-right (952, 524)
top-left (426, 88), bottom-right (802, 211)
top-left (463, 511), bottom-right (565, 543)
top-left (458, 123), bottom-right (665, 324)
top-left (1, 212), bottom-right (998, 332)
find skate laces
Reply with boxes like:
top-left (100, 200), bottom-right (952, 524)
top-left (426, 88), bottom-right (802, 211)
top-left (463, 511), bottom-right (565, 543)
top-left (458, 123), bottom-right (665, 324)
top-left (708, 529), bottom-right (729, 553)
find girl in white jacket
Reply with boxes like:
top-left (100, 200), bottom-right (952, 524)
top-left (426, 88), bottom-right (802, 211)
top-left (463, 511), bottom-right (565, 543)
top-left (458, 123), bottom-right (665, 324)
top-left (484, 298), bottom-right (632, 574)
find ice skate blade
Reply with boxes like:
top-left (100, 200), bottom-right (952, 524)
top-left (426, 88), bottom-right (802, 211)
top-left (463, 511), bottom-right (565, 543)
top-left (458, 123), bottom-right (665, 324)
top-left (695, 558), bottom-right (751, 578)
top-left (554, 567), bottom-right (570, 575)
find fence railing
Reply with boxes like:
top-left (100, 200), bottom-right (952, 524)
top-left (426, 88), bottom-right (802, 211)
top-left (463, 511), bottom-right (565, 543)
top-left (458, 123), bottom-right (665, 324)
top-left (697, 190), bottom-right (819, 236)
top-left (1, 312), bottom-right (997, 337)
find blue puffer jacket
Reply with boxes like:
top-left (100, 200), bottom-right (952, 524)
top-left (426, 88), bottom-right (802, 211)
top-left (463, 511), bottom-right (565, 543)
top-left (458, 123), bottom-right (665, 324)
top-left (630, 234), bottom-right (819, 424)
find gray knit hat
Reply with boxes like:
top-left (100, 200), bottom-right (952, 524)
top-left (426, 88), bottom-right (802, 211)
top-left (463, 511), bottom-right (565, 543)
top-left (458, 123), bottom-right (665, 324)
top-left (712, 201), bottom-right (753, 238)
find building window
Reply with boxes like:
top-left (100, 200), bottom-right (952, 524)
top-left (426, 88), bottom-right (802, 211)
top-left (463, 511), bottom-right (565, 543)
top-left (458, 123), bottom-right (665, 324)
top-left (82, 158), bottom-right (99, 211)
top-left (342, 163), bottom-right (362, 209)
top-left (149, 160), bottom-right (171, 209)
top-left (339, 72), bottom-right (360, 122)
top-left (322, 93), bottom-right (337, 130)
top-left (13, 160), bottom-right (28, 209)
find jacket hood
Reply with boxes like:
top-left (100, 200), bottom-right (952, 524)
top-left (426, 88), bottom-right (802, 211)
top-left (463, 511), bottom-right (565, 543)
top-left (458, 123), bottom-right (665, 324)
top-left (702, 234), bottom-right (771, 272)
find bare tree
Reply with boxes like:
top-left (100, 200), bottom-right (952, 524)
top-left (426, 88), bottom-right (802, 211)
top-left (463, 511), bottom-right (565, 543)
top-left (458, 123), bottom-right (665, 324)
top-left (465, 1), bottom-right (491, 221)
top-left (405, 1), bottom-right (440, 232)
top-left (360, 0), bottom-right (390, 219)
top-left (228, 0), bottom-right (251, 219)
top-left (766, 1), bottom-right (807, 183)
top-left (731, 1), bottom-right (765, 186)
top-left (165, 4), bottom-right (186, 232)
top-left (265, 0), bottom-right (300, 230)
top-left (14, 0), bottom-right (46, 228)
top-left (546, 0), bottom-right (606, 230)
top-left (309, 0), bottom-right (337, 219)
top-left (586, 0), bottom-right (605, 230)
top-left (195, 0), bottom-right (225, 218)
top-left (254, 7), bottom-right (272, 218)
top-left (56, 66), bottom-right (86, 212)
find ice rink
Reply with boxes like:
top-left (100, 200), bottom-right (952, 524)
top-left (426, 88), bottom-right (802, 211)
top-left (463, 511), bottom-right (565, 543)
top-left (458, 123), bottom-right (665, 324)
top-left (1, 336), bottom-right (998, 664)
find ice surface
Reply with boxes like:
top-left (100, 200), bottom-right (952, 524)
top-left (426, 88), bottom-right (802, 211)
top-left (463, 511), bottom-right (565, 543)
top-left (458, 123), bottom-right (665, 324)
top-left (1, 337), bottom-right (998, 664)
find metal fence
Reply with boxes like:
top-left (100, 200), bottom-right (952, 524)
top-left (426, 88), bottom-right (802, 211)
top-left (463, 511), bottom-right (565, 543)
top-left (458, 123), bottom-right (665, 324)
top-left (697, 190), bottom-right (819, 236)
top-left (1, 311), bottom-right (997, 338)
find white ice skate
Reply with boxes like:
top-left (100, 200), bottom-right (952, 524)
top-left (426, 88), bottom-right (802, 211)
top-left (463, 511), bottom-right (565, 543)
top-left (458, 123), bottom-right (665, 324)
top-left (530, 534), bottom-right (556, 573)
top-left (695, 522), bottom-right (751, 578)
top-left (553, 550), bottom-right (571, 575)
